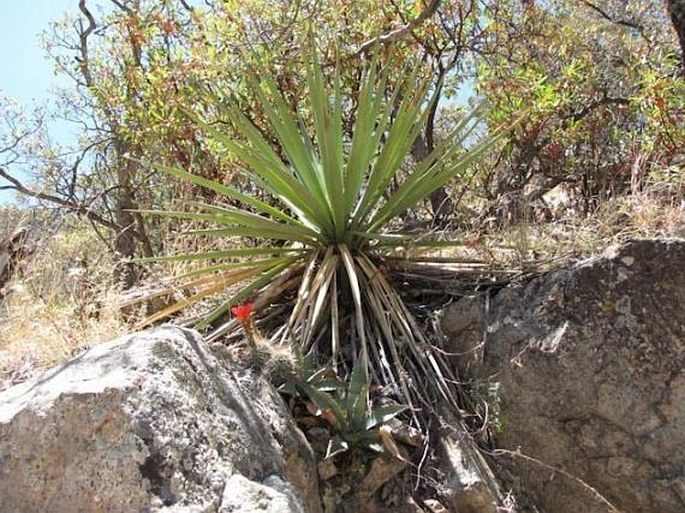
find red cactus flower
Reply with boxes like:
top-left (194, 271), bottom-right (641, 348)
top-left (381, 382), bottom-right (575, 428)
top-left (231, 301), bottom-right (260, 348)
top-left (231, 302), bottom-right (254, 321)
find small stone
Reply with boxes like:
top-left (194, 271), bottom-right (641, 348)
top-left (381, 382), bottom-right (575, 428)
top-left (621, 256), bottom-right (635, 266)
top-left (357, 455), bottom-right (407, 502)
top-left (423, 499), bottom-right (449, 513)
top-left (317, 459), bottom-right (337, 481)
top-left (387, 419), bottom-right (423, 447)
top-left (307, 427), bottom-right (330, 444)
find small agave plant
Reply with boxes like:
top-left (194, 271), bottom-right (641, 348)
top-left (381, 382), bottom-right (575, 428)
top-left (139, 46), bottom-right (512, 420)
top-left (298, 359), bottom-right (407, 459)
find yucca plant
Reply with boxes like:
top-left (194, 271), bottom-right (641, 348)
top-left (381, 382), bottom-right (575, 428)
top-left (139, 48), bottom-right (512, 421)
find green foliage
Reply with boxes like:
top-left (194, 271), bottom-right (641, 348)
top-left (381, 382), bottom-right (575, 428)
top-left (252, 346), bottom-right (406, 458)
top-left (6, 0), bottom-right (492, 273)
top-left (5, 0), bottom-right (682, 271)
top-left (142, 46), bottom-right (503, 321)
top-left (277, 354), bottom-right (338, 397)
top-left (296, 360), bottom-right (406, 459)
top-left (140, 45), bottom-right (508, 419)
top-left (476, 0), bottom-right (684, 216)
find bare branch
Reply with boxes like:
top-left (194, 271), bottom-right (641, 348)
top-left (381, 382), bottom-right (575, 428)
top-left (109, 0), bottom-right (133, 14)
top-left (578, 0), bottom-right (651, 43)
top-left (568, 96), bottom-right (631, 123)
top-left (179, 0), bottom-right (194, 11)
top-left (0, 166), bottom-right (119, 231)
top-left (355, 0), bottom-right (442, 56)
top-left (77, 0), bottom-right (97, 87)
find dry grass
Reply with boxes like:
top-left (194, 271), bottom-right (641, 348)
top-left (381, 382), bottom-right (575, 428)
top-left (122, 224), bottom-right (253, 329)
top-left (0, 216), bottom-right (255, 391)
top-left (449, 183), bottom-right (685, 272)
top-left (0, 223), bottom-right (137, 389)
top-left (520, 188), bottom-right (684, 262)
top-left (1, 181), bottom-right (683, 391)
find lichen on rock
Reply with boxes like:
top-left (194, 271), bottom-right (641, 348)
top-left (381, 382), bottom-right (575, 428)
top-left (442, 238), bottom-right (685, 513)
top-left (0, 326), bottom-right (321, 513)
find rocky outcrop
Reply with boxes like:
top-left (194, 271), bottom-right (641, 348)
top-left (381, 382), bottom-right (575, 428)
top-left (442, 238), bottom-right (685, 513)
top-left (0, 326), bottom-right (321, 513)
top-left (4, 238), bottom-right (682, 513)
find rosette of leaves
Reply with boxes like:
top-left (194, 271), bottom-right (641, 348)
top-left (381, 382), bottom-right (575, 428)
top-left (298, 360), bottom-right (406, 459)
top-left (139, 47), bottom-right (513, 417)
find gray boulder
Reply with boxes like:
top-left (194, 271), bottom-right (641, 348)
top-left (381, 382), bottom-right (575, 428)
top-left (0, 326), bottom-right (321, 513)
top-left (442, 238), bottom-right (685, 513)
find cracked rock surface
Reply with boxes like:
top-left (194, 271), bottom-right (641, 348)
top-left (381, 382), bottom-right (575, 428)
top-left (0, 326), bottom-right (321, 513)
top-left (443, 238), bottom-right (685, 513)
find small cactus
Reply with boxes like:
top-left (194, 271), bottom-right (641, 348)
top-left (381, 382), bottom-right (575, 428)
top-left (232, 300), bottom-right (299, 382)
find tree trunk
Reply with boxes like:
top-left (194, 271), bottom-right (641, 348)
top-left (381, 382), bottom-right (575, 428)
top-left (112, 143), bottom-right (150, 289)
top-left (113, 161), bottom-right (138, 289)
top-left (76, 1), bottom-right (151, 289)
top-left (667, 0), bottom-right (685, 76)
top-left (412, 135), bottom-right (454, 228)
